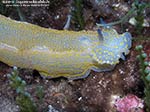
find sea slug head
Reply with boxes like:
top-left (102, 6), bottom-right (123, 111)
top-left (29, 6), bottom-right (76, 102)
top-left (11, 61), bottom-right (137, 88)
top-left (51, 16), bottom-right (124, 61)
top-left (92, 28), bottom-right (132, 65)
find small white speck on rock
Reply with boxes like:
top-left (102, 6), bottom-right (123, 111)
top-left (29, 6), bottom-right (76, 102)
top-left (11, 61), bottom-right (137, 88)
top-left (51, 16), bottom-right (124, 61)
top-left (54, 15), bottom-right (60, 20)
top-left (41, 17), bottom-right (45, 20)
top-left (78, 97), bottom-right (82, 101)
top-left (119, 69), bottom-right (125, 75)
top-left (110, 94), bottom-right (121, 106)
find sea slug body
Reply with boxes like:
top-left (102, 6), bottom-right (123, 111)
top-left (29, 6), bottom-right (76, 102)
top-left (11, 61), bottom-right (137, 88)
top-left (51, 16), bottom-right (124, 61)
top-left (0, 14), bottom-right (132, 79)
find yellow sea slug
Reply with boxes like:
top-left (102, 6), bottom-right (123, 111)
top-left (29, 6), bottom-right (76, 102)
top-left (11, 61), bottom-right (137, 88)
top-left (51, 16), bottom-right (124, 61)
top-left (0, 14), bottom-right (132, 79)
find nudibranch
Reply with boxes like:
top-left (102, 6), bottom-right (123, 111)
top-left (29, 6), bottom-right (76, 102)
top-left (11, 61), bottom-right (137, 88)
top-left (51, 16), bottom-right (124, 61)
top-left (0, 14), bottom-right (132, 79)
